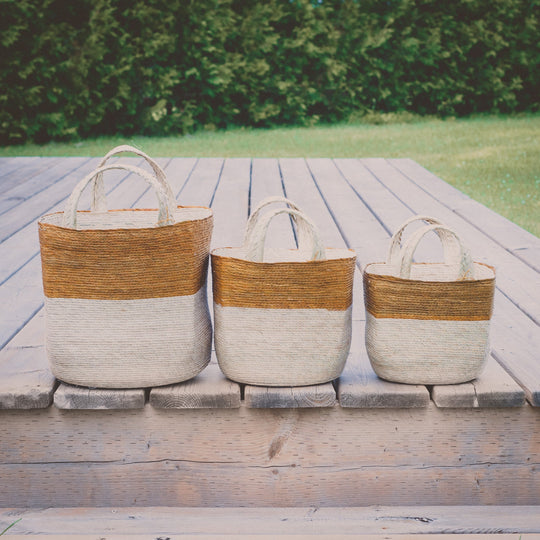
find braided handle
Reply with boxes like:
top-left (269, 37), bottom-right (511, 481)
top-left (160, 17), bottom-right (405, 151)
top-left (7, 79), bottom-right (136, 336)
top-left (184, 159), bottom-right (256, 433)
top-left (244, 207), bottom-right (326, 262)
top-left (387, 215), bottom-right (459, 266)
top-left (62, 164), bottom-right (177, 229)
top-left (243, 196), bottom-right (311, 249)
top-left (92, 145), bottom-right (175, 212)
top-left (398, 224), bottom-right (474, 280)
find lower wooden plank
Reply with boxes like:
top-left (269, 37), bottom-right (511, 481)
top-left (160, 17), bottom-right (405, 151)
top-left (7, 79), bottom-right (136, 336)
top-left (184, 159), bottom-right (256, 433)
top-left (1, 506), bottom-right (539, 535)
top-left (3, 460), bottom-right (538, 507)
top-left (4, 537), bottom-right (539, 540)
top-left (2, 537), bottom-right (538, 540)
top-left (1, 403), bottom-right (538, 507)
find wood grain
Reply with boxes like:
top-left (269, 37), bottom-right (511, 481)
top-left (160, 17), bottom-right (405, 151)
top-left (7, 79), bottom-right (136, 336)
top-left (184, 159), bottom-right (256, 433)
top-left (361, 158), bottom-right (540, 325)
top-left (391, 158), bottom-right (540, 272)
top-left (54, 383), bottom-right (146, 410)
top-left (1, 403), bottom-right (538, 506)
top-left (431, 355), bottom-right (526, 408)
top-left (150, 362), bottom-right (241, 409)
top-left (244, 384), bottom-right (336, 408)
top-left (1, 506), bottom-right (539, 535)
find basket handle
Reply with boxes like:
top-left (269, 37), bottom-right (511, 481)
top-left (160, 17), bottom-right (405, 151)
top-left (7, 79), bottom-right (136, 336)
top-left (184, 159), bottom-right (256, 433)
top-left (387, 215), bottom-right (459, 266)
top-left (243, 196), bottom-right (311, 249)
top-left (62, 164), bottom-right (177, 229)
top-left (92, 145), bottom-right (175, 212)
top-left (245, 207), bottom-right (326, 262)
top-left (398, 224), bottom-right (475, 280)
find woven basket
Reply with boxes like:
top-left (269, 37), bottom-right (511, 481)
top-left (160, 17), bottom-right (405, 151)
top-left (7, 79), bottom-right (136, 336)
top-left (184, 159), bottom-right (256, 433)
top-left (212, 200), bottom-right (356, 386)
top-left (38, 148), bottom-right (213, 388)
top-left (363, 219), bottom-right (496, 385)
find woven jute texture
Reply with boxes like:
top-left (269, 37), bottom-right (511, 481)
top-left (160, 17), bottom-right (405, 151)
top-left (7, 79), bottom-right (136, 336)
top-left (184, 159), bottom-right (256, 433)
top-left (38, 153), bottom-right (213, 388)
top-left (363, 220), bottom-right (496, 385)
top-left (212, 202), bottom-right (356, 387)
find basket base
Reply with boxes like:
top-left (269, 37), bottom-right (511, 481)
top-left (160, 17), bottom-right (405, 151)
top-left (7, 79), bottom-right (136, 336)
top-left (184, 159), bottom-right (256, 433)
top-left (214, 303), bottom-right (351, 387)
top-left (45, 289), bottom-right (212, 388)
top-left (365, 313), bottom-right (490, 385)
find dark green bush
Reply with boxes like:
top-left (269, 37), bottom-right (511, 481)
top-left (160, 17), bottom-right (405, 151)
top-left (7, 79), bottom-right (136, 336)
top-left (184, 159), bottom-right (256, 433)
top-left (0, 0), bottom-right (538, 144)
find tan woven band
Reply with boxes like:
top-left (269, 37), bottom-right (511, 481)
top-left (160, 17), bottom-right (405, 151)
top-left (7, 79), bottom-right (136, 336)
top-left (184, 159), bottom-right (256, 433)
top-left (39, 209), bottom-right (213, 299)
top-left (363, 265), bottom-right (495, 321)
top-left (212, 253), bottom-right (355, 310)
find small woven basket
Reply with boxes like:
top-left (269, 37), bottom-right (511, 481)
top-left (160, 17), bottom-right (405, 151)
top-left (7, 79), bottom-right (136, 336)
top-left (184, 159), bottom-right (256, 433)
top-left (38, 146), bottom-right (213, 388)
top-left (363, 217), bottom-right (496, 385)
top-left (212, 198), bottom-right (356, 386)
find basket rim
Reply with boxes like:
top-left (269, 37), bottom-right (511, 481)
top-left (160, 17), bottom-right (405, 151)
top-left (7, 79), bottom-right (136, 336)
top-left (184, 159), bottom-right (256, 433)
top-left (211, 246), bottom-right (356, 264)
top-left (38, 206), bottom-right (213, 232)
top-left (363, 260), bottom-right (496, 283)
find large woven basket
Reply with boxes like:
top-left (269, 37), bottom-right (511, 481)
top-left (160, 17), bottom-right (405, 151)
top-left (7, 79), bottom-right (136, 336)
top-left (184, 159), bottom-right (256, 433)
top-left (363, 217), bottom-right (496, 385)
top-left (38, 146), bottom-right (213, 388)
top-left (212, 198), bottom-right (356, 386)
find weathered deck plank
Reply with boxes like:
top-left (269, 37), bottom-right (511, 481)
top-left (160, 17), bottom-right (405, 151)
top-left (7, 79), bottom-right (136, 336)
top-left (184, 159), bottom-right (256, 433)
top-left (243, 157), bottom-right (338, 405)
top-left (150, 361), bottom-right (241, 409)
top-left (54, 384), bottom-right (146, 410)
top-left (1, 506), bottom-right (539, 536)
top-left (140, 158), bottom-right (245, 409)
top-left (361, 158), bottom-right (540, 324)
top-left (0, 157), bottom-right (55, 201)
top-left (0, 155), bottom-right (538, 413)
top-left (338, 319), bottom-right (430, 408)
top-left (333, 157), bottom-right (540, 406)
top-left (392, 158), bottom-right (540, 272)
top-left (0, 158), bottom-right (99, 243)
top-left (251, 158), bottom-right (296, 249)
top-left (431, 355), bottom-right (526, 408)
top-left (1, 403), bottom-right (538, 506)
top-left (0, 310), bottom-right (55, 409)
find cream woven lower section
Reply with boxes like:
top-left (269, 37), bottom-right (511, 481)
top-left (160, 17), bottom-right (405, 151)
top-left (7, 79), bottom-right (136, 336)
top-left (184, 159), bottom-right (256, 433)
top-left (45, 287), bottom-right (212, 388)
top-left (365, 312), bottom-right (490, 384)
top-left (214, 304), bottom-right (352, 386)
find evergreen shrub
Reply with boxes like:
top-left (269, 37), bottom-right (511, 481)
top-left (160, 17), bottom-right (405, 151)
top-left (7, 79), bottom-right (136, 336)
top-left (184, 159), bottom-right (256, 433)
top-left (1, 0), bottom-right (538, 144)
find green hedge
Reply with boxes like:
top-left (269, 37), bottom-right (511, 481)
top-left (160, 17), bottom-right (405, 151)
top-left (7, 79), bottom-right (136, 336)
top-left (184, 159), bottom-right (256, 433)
top-left (1, 0), bottom-right (538, 144)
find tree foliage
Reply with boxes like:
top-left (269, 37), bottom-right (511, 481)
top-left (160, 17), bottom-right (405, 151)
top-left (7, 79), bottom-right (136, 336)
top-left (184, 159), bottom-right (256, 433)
top-left (1, 0), bottom-right (538, 144)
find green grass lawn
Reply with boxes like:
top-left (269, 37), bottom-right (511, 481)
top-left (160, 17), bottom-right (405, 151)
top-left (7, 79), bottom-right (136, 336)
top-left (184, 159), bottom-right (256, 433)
top-left (1, 113), bottom-right (538, 236)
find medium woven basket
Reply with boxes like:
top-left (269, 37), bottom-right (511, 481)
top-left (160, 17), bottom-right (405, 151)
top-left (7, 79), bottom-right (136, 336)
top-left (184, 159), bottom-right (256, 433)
top-left (212, 198), bottom-right (356, 387)
top-left (38, 146), bottom-right (213, 388)
top-left (363, 217), bottom-right (496, 385)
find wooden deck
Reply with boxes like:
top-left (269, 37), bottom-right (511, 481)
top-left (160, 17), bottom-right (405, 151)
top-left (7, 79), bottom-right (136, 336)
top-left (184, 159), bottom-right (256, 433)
top-left (0, 156), bottom-right (539, 513)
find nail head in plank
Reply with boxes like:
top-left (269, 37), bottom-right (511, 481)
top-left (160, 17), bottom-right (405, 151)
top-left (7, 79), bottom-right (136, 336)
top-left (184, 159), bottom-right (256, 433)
top-left (54, 383), bottom-right (146, 410)
top-left (431, 355), bottom-right (526, 408)
top-left (244, 383), bottom-right (337, 408)
top-left (150, 362), bottom-right (241, 409)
